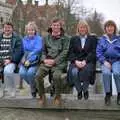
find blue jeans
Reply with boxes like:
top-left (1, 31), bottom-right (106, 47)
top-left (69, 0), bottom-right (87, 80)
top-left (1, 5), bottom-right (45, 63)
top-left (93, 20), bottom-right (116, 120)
top-left (19, 65), bottom-right (37, 93)
top-left (102, 61), bottom-right (120, 94)
top-left (4, 63), bottom-right (16, 92)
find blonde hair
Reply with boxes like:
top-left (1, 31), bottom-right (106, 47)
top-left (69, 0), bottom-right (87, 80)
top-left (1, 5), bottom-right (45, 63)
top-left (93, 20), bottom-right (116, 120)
top-left (25, 21), bottom-right (38, 34)
top-left (76, 20), bottom-right (90, 35)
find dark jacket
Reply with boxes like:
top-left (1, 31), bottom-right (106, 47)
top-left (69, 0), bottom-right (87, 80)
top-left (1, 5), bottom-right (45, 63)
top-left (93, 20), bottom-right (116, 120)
top-left (68, 34), bottom-right (98, 85)
top-left (68, 35), bottom-right (97, 64)
top-left (0, 32), bottom-right (23, 64)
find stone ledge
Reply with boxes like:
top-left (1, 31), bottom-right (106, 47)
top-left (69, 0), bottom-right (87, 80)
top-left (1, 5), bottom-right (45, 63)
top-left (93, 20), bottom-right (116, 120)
top-left (0, 95), bottom-right (120, 111)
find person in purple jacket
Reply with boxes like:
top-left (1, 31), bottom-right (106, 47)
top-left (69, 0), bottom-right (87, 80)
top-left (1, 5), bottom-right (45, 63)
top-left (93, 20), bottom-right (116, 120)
top-left (96, 20), bottom-right (120, 105)
top-left (19, 21), bottom-right (43, 98)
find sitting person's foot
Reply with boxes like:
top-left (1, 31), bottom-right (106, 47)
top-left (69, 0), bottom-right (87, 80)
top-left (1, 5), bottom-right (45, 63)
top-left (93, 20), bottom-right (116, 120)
top-left (53, 95), bottom-right (61, 105)
top-left (31, 92), bottom-right (36, 98)
top-left (77, 91), bottom-right (82, 100)
top-left (105, 93), bottom-right (111, 105)
top-left (38, 95), bottom-right (46, 105)
top-left (84, 91), bottom-right (89, 100)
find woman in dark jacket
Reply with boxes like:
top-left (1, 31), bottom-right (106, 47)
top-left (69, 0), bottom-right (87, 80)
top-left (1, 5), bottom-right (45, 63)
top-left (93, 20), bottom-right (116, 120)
top-left (68, 20), bottom-right (98, 100)
top-left (96, 20), bottom-right (120, 105)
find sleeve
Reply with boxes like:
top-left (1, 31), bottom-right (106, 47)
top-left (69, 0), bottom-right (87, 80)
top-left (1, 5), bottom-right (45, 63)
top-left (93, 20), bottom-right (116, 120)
top-left (40, 36), bottom-right (48, 62)
top-left (55, 36), bottom-right (70, 64)
top-left (27, 36), bottom-right (43, 62)
top-left (85, 36), bottom-right (98, 63)
top-left (96, 38), bottom-right (106, 64)
top-left (68, 37), bottom-right (77, 63)
top-left (12, 35), bottom-right (24, 64)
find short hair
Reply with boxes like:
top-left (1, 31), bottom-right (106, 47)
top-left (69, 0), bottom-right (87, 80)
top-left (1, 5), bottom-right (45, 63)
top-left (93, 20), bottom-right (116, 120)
top-left (3, 22), bottom-right (13, 28)
top-left (76, 20), bottom-right (90, 35)
top-left (25, 21), bottom-right (38, 34)
top-left (50, 17), bottom-right (63, 27)
top-left (104, 20), bottom-right (117, 34)
top-left (48, 17), bottom-right (64, 34)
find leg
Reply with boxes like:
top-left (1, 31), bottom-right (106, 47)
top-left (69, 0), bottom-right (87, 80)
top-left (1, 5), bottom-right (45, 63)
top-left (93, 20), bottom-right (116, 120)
top-left (112, 61), bottom-right (120, 105)
top-left (71, 66), bottom-right (82, 93)
top-left (35, 64), bottom-right (49, 104)
top-left (102, 65), bottom-right (112, 93)
top-left (4, 63), bottom-right (16, 97)
top-left (52, 69), bottom-right (63, 105)
top-left (19, 65), bottom-right (29, 84)
top-left (71, 66), bottom-right (83, 100)
top-left (27, 66), bottom-right (37, 97)
top-left (79, 63), bottom-right (94, 100)
top-left (102, 65), bottom-right (112, 105)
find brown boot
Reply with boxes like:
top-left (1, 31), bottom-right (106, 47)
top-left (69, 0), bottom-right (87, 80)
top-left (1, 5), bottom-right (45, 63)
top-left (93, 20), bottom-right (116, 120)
top-left (39, 95), bottom-right (46, 105)
top-left (53, 95), bottom-right (61, 105)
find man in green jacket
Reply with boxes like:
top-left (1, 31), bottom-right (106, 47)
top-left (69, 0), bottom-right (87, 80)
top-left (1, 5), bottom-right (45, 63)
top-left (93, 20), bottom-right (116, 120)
top-left (35, 18), bottom-right (70, 105)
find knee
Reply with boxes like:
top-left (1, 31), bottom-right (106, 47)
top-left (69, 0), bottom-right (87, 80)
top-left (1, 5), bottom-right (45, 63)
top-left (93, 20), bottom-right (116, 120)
top-left (53, 71), bottom-right (61, 80)
top-left (27, 71), bottom-right (35, 77)
top-left (4, 67), bottom-right (14, 74)
top-left (113, 72), bottom-right (120, 76)
top-left (102, 70), bottom-right (111, 76)
top-left (19, 69), bottom-right (26, 77)
top-left (35, 70), bottom-right (43, 82)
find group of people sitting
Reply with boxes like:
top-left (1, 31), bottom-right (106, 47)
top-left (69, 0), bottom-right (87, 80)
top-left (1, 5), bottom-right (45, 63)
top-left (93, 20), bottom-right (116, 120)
top-left (0, 18), bottom-right (120, 106)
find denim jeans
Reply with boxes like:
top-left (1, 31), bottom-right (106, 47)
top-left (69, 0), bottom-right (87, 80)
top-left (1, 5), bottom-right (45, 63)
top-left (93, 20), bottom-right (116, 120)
top-left (102, 61), bottom-right (120, 94)
top-left (19, 65), bottom-right (37, 94)
top-left (4, 63), bottom-right (16, 92)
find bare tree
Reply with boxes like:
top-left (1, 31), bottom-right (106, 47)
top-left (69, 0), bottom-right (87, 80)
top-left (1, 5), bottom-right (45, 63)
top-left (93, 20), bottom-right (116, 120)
top-left (87, 10), bottom-right (104, 36)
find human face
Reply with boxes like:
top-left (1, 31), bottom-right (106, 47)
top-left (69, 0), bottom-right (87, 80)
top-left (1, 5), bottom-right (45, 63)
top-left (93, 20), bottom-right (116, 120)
top-left (105, 25), bottom-right (115, 35)
top-left (3, 24), bottom-right (13, 36)
top-left (51, 21), bottom-right (61, 33)
top-left (27, 27), bottom-right (36, 37)
top-left (78, 24), bottom-right (88, 36)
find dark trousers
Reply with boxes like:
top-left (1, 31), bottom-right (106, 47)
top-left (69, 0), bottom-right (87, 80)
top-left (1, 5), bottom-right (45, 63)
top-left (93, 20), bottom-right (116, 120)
top-left (35, 64), bottom-right (63, 96)
top-left (69, 63), bottom-right (94, 93)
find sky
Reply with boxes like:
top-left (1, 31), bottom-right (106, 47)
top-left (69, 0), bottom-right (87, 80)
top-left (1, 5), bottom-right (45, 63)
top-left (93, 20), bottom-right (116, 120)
top-left (82, 0), bottom-right (120, 27)
top-left (22, 0), bottom-right (120, 27)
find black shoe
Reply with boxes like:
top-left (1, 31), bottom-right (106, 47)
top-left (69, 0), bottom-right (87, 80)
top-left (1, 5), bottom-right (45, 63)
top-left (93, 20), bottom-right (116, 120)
top-left (84, 91), bottom-right (89, 100)
top-left (105, 93), bottom-right (111, 105)
top-left (77, 91), bottom-right (82, 100)
top-left (117, 93), bottom-right (120, 105)
top-left (32, 92), bottom-right (36, 98)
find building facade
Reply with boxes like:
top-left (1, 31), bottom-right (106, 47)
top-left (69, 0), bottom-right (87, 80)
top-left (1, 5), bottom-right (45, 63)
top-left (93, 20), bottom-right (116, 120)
top-left (0, 1), bottom-right (15, 30)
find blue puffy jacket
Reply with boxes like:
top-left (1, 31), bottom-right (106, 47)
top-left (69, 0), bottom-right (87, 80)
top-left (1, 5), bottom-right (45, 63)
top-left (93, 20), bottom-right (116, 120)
top-left (22, 34), bottom-right (43, 65)
top-left (96, 35), bottom-right (120, 64)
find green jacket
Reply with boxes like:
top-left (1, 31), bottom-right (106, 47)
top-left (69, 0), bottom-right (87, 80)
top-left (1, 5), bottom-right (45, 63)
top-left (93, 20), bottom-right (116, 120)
top-left (41, 34), bottom-right (70, 71)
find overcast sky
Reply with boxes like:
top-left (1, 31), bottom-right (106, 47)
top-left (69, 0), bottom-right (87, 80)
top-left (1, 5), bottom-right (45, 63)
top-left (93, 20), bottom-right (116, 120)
top-left (82, 0), bottom-right (120, 27)
top-left (23, 0), bottom-right (120, 27)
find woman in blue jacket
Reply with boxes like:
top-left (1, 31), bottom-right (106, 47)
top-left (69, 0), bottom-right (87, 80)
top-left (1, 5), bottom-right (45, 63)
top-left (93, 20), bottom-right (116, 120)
top-left (96, 20), bottom-right (120, 105)
top-left (19, 21), bottom-right (43, 98)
